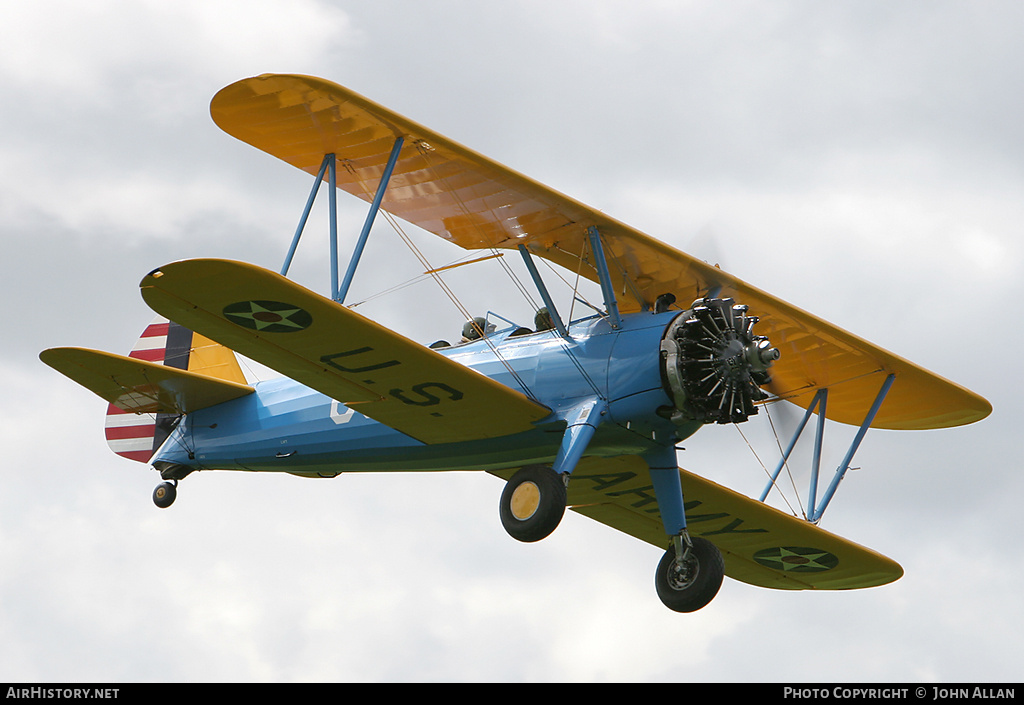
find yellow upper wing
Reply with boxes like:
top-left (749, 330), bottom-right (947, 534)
top-left (211, 74), bottom-right (990, 430)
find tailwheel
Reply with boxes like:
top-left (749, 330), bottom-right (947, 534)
top-left (655, 536), bottom-right (724, 613)
top-left (499, 465), bottom-right (567, 542)
top-left (152, 481), bottom-right (177, 509)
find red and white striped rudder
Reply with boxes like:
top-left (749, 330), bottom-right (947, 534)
top-left (104, 316), bottom-right (245, 463)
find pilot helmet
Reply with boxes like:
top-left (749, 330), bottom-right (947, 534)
top-left (462, 317), bottom-right (487, 340)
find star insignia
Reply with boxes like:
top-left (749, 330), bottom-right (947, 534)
top-left (222, 300), bottom-right (313, 333)
top-left (753, 546), bottom-right (839, 573)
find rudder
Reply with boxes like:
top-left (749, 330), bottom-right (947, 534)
top-left (104, 317), bottom-right (246, 463)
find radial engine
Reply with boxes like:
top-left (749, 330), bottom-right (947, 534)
top-left (660, 297), bottom-right (780, 426)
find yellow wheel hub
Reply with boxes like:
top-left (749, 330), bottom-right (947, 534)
top-left (510, 481), bottom-right (541, 521)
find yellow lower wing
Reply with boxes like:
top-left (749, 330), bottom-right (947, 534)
top-left (140, 259), bottom-right (551, 445)
top-left (39, 347), bottom-right (254, 415)
top-left (544, 455), bottom-right (902, 590)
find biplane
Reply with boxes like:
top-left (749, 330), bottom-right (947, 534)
top-left (40, 74), bottom-right (991, 612)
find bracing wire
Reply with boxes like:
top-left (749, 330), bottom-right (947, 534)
top-left (760, 402), bottom-right (808, 519)
top-left (536, 252), bottom-right (601, 323)
top-left (733, 419), bottom-right (802, 519)
top-left (347, 252), bottom-right (501, 309)
top-left (341, 157), bottom-right (537, 400)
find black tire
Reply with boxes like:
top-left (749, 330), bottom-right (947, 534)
top-left (655, 537), bottom-right (724, 613)
top-left (499, 465), bottom-right (567, 542)
top-left (153, 481), bottom-right (177, 509)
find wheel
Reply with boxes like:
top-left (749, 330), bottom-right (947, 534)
top-left (499, 465), bottom-right (567, 542)
top-left (655, 537), bottom-right (724, 613)
top-left (153, 481), bottom-right (177, 509)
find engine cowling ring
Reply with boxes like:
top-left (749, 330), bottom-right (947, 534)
top-left (660, 297), bottom-right (780, 425)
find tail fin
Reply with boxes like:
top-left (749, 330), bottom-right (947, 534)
top-left (104, 317), bottom-right (246, 463)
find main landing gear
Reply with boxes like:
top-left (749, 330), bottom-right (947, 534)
top-left (499, 465), bottom-right (567, 542)
top-left (497, 462), bottom-right (725, 612)
top-left (655, 533), bottom-right (724, 613)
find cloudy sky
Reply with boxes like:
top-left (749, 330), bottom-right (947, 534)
top-left (2, 1), bottom-right (1020, 683)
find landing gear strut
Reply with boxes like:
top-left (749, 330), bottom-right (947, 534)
top-left (152, 481), bottom-right (177, 509)
top-left (655, 534), bottom-right (724, 612)
top-left (499, 465), bottom-right (567, 542)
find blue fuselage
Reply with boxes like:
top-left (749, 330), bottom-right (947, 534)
top-left (155, 310), bottom-right (700, 477)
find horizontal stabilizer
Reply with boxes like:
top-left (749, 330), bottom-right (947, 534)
top-left (39, 346), bottom-right (254, 416)
top-left (500, 455), bottom-right (903, 590)
top-left (139, 258), bottom-right (551, 444)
